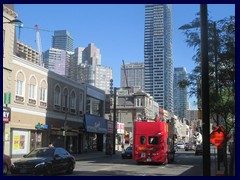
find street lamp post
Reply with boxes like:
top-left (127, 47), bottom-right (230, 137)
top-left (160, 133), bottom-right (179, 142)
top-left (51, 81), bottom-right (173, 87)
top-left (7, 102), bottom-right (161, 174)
top-left (3, 19), bottom-right (22, 25)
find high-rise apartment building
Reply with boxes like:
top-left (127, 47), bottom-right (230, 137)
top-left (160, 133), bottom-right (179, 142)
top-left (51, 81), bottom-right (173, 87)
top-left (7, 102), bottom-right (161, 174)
top-left (52, 30), bottom-right (74, 52)
top-left (82, 43), bottom-right (101, 66)
top-left (144, 4), bottom-right (173, 113)
top-left (96, 65), bottom-right (113, 94)
top-left (173, 67), bottom-right (188, 119)
top-left (68, 44), bottom-right (112, 93)
top-left (43, 48), bottom-right (73, 77)
top-left (120, 62), bottom-right (144, 89)
top-left (16, 41), bottom-right (40, 64)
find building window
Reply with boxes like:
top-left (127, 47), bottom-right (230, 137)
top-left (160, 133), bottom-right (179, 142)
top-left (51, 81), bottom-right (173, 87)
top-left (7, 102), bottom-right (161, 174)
top-left (136, 98), bottom-right (143, 107)
top-left (28, 76), bottom-right (37, 105)
top-left (16, 80), bottom-right (23, 96)
top-left (54, 85), bottom-right (61, 107)
top-left (62, 88), bottom-right (69, 112)
top-left (79, 91), bottom-right (83, 115)
top-left (15, 71), bottom-right (25, 103)
top-left (40, 80), bottom-right (47, 102)
top-left (29, 84), bottom-right (36, 99)
top-left (70, 91), bottom-right (76, 114)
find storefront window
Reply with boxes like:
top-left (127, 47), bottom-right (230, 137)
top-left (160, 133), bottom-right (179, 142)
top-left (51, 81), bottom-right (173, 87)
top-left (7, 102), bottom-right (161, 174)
top-left (86, 96), bottom-right (104, 117)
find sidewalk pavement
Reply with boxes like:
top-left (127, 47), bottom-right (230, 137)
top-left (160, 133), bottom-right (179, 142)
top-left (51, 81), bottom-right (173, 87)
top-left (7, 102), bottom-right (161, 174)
top-left (72, 150), bottom-right (122, 161)
top-left (11, 150), bottom-right (122, 163)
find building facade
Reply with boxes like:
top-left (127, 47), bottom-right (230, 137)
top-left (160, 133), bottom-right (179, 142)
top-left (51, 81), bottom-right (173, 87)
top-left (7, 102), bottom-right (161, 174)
top-left (3, 6), bottom-right (111, 156)
top-left (173, 67), bottom-right (188, 119)
top-left (43, 48), bottom-right (73, 77)
top-left (111, 88), bottom-right (159, 145)
top-left (3, 4), bottom-right (20, 155)
top-left (16, 41), bottom-right (40, 65)
top-left (144, 4), bottom-right (173, 113)
top-left (120, 62), bottom-right (144, 90)
top-left (68, 44), bottom-right (112, 94)
top-left (52, 30), bottom-right (74, 52)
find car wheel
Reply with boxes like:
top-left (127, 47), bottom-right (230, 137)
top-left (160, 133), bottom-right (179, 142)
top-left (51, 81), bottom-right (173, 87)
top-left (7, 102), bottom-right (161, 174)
top-left (66, 163), bottom-right (74, 174)
top-left (3, 163), bottom-right (8, 175)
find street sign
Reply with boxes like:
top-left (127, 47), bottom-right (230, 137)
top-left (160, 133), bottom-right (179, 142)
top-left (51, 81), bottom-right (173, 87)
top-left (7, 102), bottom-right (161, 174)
top-left (210, 126), bottom-right (226, 147)
top-left (4, 92), bottom-right (11, 105)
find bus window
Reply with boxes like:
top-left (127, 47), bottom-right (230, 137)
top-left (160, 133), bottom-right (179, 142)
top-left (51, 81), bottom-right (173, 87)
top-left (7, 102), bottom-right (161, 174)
top-left (140, 136), bottom-right (146, 145)
top-left (149, 136), bottom-right (158, 145)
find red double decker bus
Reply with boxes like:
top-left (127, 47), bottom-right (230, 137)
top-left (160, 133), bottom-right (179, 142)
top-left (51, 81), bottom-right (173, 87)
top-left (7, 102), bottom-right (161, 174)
top-left (133, 120), bottom-right (175, 164)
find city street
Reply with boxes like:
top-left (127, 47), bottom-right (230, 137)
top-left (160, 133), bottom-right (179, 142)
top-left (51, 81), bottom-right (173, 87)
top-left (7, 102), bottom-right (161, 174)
top-left (68, 150), bottom-right (203, 176)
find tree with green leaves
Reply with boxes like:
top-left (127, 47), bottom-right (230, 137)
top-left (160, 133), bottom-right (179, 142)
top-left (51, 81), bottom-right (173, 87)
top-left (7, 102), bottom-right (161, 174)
top-left (179, 13), bottom-right (235, 175)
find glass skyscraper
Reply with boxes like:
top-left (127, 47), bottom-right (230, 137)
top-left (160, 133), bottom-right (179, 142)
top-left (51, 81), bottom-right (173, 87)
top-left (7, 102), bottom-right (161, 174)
top-left (52, 30), bottom-right (74, 52)
top-left (174, 67), bottom-right (188, 118)
top-left (144, 4), bottom-right (173, 113)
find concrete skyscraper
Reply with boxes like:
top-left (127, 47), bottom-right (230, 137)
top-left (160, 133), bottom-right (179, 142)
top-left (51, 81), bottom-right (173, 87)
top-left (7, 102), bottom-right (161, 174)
top-left (174, 67), bottom-right (188, 119)
top-left (144, 4), bottom-right (173, 113)
top-left (52, 30), bottom-right (74, 52)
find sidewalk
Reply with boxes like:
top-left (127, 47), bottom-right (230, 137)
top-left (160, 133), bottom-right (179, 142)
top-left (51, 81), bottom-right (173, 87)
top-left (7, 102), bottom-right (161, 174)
top-left (11, 150), bottom-right (122, 163)
top-left (72, 150), bottom-right (122, 161)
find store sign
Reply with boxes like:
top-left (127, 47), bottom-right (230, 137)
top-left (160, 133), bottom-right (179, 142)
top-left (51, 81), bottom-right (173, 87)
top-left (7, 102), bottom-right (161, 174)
top-left (117, 122), bottom-right (124, 134)
top-left (84, 115), bottom-right (107, 134)
top-left (107, 120), bottom-right (113, 134)
top-left (3, 107), bottom-right (11, 122)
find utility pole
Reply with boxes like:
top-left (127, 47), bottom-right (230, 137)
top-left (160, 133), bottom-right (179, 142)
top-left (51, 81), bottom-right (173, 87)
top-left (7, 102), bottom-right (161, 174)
top-left (200, 4), bottom-right (211, 176)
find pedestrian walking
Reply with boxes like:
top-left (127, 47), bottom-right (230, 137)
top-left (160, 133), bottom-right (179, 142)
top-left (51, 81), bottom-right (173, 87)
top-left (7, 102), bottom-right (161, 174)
top-left (49, 142), bottom-right (54, 148)
top-left (121, 141), bottom-right (125, 150)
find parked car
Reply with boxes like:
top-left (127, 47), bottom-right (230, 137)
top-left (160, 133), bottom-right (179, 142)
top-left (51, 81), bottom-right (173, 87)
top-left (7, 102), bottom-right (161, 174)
top-left (10, 147), bottom-right (75, 176)
top-left (195, 144), bottom-right (203, 155)
top-left (122, 146), bottom-right (133, 159)
top-left (3, 154), bottom-right (12, 175)
top-left (176, 142), bottom-right (185, 149)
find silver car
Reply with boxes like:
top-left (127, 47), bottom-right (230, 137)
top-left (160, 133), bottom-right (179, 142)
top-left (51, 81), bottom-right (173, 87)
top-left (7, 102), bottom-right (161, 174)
top-left (176, 142), bottom-right (185, 149)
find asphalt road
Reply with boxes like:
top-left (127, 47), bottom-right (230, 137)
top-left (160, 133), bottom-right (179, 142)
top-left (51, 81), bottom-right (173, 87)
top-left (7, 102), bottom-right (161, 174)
top-left (69, 150), bottom-right (203, 176)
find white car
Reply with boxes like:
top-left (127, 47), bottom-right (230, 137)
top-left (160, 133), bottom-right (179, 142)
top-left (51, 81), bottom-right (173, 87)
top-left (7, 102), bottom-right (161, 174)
top-left (176, 142), bottom-right (185, 149)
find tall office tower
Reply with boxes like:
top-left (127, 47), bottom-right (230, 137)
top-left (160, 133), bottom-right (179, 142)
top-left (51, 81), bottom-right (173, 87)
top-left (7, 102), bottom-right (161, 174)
top-left (43, 48), bottom-right (73, 77)
top-left (120, 62), bottom-right (144, 89)
top-left (173, 67), bottom-right (188, 119)
top-left (82, 43), bottom-right (101, 66)
top-left (52, 30), bottom-right (74, 52)
top-left (144, 4), bottom-right (173, 113)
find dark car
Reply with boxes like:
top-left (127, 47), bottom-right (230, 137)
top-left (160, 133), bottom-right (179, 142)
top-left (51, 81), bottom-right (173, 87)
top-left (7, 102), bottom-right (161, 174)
top-left (10, 147), bottom-right (75, 176)
top-left (122, 146), bottom-right (133, 159)
top-left (184, 143), bottom-right (194, 151)
top-left (195, 144), bottom-right (203, 155)
top-left (3, 154), bottom-right (12, 175)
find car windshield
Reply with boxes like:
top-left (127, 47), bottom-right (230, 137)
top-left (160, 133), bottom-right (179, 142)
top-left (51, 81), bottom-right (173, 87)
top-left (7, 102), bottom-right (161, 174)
top-left (26, 148), bottom-right (55, 158)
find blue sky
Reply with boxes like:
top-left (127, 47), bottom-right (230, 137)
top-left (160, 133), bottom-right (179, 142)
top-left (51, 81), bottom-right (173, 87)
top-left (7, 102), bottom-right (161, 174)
top-left (14, 4), bottom-right (235, 110)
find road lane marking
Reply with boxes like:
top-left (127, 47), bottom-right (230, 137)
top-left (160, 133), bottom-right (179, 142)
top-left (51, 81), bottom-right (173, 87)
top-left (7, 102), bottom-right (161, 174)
top-left (95, 166), bottom-right (113, 172)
